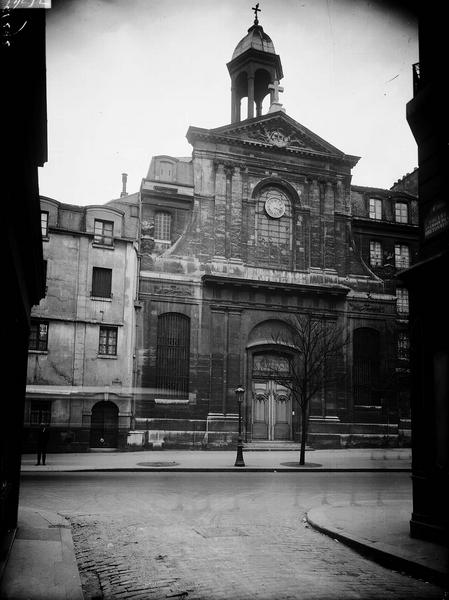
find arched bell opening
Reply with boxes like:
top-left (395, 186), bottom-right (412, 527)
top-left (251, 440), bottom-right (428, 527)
top-left (254, 68), bottom-right (272, 117)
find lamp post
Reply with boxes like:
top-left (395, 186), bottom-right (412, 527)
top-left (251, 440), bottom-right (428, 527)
top-left (234, 386), bottom-right (245, 467)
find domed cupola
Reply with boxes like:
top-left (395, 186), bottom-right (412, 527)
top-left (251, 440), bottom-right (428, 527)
top-left (227, 4), bottom-right (283, 123)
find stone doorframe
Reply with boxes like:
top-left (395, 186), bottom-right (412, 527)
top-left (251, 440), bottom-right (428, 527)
top-left (245, 344), bottom-right (298, 442)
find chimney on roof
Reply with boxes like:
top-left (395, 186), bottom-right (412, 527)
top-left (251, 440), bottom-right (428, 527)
top-left (120, 173), bottom-right (128, 197)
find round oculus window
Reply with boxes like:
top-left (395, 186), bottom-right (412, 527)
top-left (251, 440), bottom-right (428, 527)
top-left (264, 195), bottom-right (286, 218)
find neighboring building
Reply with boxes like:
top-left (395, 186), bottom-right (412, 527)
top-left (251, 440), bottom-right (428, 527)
top-left (404, 5), bottom-right (449, 545)
top-left (131, 16), bottom-right (419, 450)
top-left (351, 179), bottom-right (419, 436)
top-left (23, 192), bottom-right (140, 452)
top-left (2, 7), bottom-right (47, 570)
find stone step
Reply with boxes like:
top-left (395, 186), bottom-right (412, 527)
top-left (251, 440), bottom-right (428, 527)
top-left (243, 441), bottom-right (312, 451)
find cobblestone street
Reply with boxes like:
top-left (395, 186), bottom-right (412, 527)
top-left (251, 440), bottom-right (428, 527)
top-left (21, 471), bottom-right (441, 600)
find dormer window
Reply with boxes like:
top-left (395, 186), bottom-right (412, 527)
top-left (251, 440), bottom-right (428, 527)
top-left (369, 198), bottom-right (382, 220)
top-left (94, 219), bottom-right (114, 246)
top-left (395, 202), bottom-right (408, 223)
top-left (154, 211), bottom-right (172, 241)
top-left (159, 160), bottom-right (174, 182)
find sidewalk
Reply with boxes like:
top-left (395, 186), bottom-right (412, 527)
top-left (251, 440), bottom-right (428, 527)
top-left (1, 448), bottom-right (447, 599)
top-left (19, 447), bottom-right (413, 472)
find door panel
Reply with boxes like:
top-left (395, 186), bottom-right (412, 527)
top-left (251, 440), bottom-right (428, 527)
top-left (252, 382), bottom-right (269, 439)
top-left (273, 383), bottom-right (291, 440)
top-left (252, 380), bottom-right (291, 441)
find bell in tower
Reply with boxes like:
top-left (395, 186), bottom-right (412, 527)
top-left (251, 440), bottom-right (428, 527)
top-left (227, 4), bottom-right (284, 123)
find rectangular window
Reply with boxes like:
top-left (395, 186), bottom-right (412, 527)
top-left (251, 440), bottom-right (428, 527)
top-left (397, 287), bottom-right (409, 315)
top-left (369, 241), bottom-right (382, 267)
top-left (94, 219), bottom-right (114, 246)
top-left (395, 244), bottom-right (410, 269)
top-left (395, 202), bottom-right (408, 223)
top-left (41, 211), bottom-right (49, 237)
top-left (99, 326), bottom-right (117, 356)
top-left (30, 400), bottom-right (52, 425)
top-left (91, 267), bottom-right (112, 298)
top-left (154, 212), bottom-right (172, 241)
top-left (369, 198), bottom-right (382, 220)
top-left (29, 320), bottom-right (49, 351)
top-left (397, 331), bottom-right (410, 360)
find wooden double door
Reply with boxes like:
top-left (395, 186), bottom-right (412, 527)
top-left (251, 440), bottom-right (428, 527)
top-left (252, 380), bottom-right (292, 440)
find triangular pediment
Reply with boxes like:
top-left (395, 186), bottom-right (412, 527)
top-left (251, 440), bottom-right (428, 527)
top-left (187, 112), bottom-right (358, 164)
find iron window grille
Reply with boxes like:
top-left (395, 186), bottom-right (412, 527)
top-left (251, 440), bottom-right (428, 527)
top-left (91, 267), bottom-right (112, 298)
top-left (30, 400), bottom-right (52, 425)
top-left (156, 313), bottom-right (190, 397)
top-left (255, 187), bottom-right (292, 268)
top-left (353, 328), bottom-right (380, 405)
top-left (99, 326), bottom-right (118, 356)
top-left (94, 219), bottom-right (114, 246)
top-left (29, 320), bottom-right (49, 351)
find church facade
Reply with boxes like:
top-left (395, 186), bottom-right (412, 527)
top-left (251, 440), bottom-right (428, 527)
top-left (131, 18), bottom-right (418, 449)
top-left (24, 16), bottom-right (418, 451)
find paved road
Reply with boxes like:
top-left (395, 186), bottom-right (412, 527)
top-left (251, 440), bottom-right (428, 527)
top-left (19, 472), bottom-right (444, 600)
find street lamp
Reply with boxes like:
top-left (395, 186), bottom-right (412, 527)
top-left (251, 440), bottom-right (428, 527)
top-left (234, 386), bottom-right (245, 467)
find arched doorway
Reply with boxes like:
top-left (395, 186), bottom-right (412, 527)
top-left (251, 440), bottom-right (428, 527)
top-left (251, 352), bottom-right (293, 440)
top-left (90, 401), bottom-right (119, 448)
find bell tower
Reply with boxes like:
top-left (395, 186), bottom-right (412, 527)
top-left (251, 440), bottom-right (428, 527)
top-left (227, 4), bottom-right (283, 123)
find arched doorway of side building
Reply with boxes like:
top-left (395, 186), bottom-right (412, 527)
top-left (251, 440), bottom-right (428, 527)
top-left (90, 400), bottom-right (119, 449)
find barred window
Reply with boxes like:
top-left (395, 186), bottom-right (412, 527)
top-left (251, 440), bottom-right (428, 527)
top-left (99, 326), bottom-right (117, 356)
top-left (395, 244), bottom-right (410, 269)
top-left (395, 202), bottom-right (408, 223)
top-left (369, 241), bottom-right (382, 267)
top-left (255, 187), bottom-right (292, 268)
top-left (397, 287), bottom-right (409, 315)
top-left (353, 328), bottom-right (380, 406)
top-left (397, 331), bottom-right (410, 360)
top-left (369, 198), bottom-right (382, 220)
top-left (156, 313), bottom-right (190, 397)
top-left (30, 400), bottom-right (52, 425)
top-left (94, 219), bottom-right (114, 246)
top-left (154, 212), bottom-right (172, 241)
top-left (92, 267), bottom-right (112, 298)
top-left (29, 320), bottom-right (49, 351)
top-left (41, 211), bottom-right (49, 237)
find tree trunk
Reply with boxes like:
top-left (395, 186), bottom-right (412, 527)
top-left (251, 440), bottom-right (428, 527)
top-left (299, 406), bottom-right (307, 465)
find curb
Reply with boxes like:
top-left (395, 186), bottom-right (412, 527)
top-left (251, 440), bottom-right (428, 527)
top-left (306, 508), bottom-right (448, 589)
top-left (21, 467), bottom-right (413, 473)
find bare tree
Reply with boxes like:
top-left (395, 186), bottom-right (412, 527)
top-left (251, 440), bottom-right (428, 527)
top-left (267, 313), bottom-right (349, 465)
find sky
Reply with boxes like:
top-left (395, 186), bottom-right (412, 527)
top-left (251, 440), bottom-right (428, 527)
top-left (39, 0), bottom-right (419, 206)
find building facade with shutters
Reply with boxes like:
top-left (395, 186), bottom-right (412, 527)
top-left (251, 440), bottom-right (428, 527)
top-left (24, 194), bottom-right (140, 452)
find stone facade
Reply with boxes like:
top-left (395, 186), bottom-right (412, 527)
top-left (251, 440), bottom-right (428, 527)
top-left (132, 110), bottom-right (418, 449)
top-left (24, 195), bottom-right (140, 452)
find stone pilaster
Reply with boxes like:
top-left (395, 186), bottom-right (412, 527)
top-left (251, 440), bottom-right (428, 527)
top-left (214, 163), bottom-right (227, 258)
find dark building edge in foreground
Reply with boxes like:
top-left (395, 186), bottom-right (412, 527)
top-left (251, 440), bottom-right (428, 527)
top-left (404, 3), bottom-right (449, 547)
top-left (1, 8), bottom-right (47, 576)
